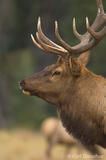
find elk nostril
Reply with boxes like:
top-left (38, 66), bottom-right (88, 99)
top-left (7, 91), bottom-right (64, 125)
top-left (19, 80), bottom-right (25, 89)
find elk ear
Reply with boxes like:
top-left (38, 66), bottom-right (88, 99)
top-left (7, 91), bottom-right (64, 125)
top-left (78, 51), bottom-right (90, 66)
top-left (57, 56), bottom-right (65, 64)
top-left (69, 58), bottom-right (82, 76)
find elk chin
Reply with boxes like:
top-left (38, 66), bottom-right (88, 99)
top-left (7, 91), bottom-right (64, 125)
top-left (22, 90), bottom-right (31, 96)
top-left (22, 89), bottom-right (39, 96)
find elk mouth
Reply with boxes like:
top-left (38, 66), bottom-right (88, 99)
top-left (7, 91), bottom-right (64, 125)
top-left (22, 89), bottom-right (39, 96)
top-left (22, 89), bottom-right (32, 96)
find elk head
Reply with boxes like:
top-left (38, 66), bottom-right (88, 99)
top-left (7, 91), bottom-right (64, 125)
top-left (20, 0), bottom-right (106, 106)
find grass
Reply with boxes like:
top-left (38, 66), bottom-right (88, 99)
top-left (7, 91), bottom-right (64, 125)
top-left (0, 129), bottom-right (105, 160)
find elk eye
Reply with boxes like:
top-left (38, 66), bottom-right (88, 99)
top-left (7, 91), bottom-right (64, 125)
top-left (52, 71), bottom-right (61, 76)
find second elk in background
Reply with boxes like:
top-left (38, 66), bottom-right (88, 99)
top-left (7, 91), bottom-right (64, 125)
top-left (41, 117), bottom-right (100, 160)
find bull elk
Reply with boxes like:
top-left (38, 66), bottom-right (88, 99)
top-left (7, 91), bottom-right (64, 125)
top-left (20, 0), bottom-right (106, 150)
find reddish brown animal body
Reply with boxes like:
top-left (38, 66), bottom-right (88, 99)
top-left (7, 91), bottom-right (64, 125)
top-left (20, 0), bottom-right (106, 150)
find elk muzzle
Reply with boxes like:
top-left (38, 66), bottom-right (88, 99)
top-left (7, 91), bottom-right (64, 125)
top-left (19, 79), bottom-right (39, 96)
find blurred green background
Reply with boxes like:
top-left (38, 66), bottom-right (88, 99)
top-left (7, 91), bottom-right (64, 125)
top-left (0, 0), bottom-right (106, 129)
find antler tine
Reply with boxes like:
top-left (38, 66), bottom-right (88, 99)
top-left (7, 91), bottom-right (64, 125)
top-left (91, 0), bottom-right (106, 30)
top-left (31, 34), bottom-right (45, 51)
top-left (97, 0), bottom-right (104, 14)
top-left (37, 17), bottom-right (65, 50)
top-left (86, 17), bottom-right (106, 40)
top-left (73, 18), bottom-right (82, 40)
top-left (36, 32), bottom-right (67, 58)
top-left (86, 17), bottom-right (98, 40)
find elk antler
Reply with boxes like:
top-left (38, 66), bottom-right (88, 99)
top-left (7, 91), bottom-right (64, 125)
top-left (31, 17), bottom-right (68, 59)
top-left (31, 0), bottom-right (106, 60)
